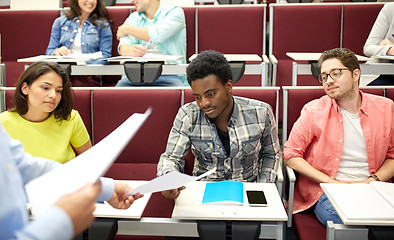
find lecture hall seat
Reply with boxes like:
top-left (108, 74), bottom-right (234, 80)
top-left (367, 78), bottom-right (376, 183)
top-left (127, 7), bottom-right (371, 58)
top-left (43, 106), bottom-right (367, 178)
top-left (342, 3), bottom-right (384, 56)
top-left (0, 10), bottom-right (60, 87)
top-left (197, 5), bottom-right (266, 86)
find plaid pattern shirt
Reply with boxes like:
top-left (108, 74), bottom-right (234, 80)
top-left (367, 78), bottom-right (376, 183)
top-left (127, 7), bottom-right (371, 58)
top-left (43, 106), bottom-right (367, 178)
top-left (157, 96), bottom-right (280, 183)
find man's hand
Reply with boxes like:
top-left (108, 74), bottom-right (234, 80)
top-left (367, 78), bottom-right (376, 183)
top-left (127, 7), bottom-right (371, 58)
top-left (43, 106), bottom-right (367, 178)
top-left (107, 181), bottom-right (143, 209)
top-left (55, 181), bottom-right (102, 236)
top-left (53, 46), bottom-right (71, 56)
top-left (119, 44), bottom-right (147, 57)
top-left (117, 23), bottom-right (132, 40)
top-left (161, 186), bottom-right (186, 200)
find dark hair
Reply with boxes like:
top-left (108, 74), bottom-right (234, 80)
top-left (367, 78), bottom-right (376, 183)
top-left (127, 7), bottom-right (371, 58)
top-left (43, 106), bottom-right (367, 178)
top-left (66, 0), bottom-right (113, 28)
top-left (12, 61), bottom-right (73, 121)
top-left (186, 50), bottom-right (233, 86)
top-left (318, 48), bottom-right (360, 73)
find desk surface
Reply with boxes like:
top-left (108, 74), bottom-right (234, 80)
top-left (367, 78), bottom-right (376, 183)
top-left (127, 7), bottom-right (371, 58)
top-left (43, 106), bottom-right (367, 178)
top-left (94, 180), bottom-right (152, 219)
top-left (18, 54), bottom-right (183, 64)
top-left (172, 181), bottom-right (287, 221)
top-left (18, 55), bottom-right (94, 63)
top-left (189, 54), bottom-right (262, 62)
top-left (107, 54), bottom-right (183, 63)
top-left (286, 52), bottom-right (369, 62)
top-left (321, 183), bottom-right (394, 226)
top-left (371, 55), bottom-right (394, 61)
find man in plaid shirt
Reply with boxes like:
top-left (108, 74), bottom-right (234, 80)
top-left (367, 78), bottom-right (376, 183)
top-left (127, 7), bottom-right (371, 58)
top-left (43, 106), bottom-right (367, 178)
top-left (158, 50), bottom-right (280, 199)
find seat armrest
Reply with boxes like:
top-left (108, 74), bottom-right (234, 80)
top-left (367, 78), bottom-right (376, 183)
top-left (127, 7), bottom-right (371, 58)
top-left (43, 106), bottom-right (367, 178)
top-left (285, 165), bottom-right (296, 227)
top-left (275, 157), bottom-right (284, 199)
top-left (268, 55), bottom-right (278, 86)
top-left (262, 55), bottom-right (270, 86)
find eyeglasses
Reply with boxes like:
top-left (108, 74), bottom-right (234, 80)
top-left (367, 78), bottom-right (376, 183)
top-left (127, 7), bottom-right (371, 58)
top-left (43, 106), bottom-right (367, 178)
top-left (317, 68), bottom-right (351, 83)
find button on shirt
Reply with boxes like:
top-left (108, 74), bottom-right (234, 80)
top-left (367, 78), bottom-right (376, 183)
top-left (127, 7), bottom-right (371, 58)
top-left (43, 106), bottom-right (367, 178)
top-left (157, 97), bottom-right (280, 183)
top-left (283, 91), bottom-right (394, 214)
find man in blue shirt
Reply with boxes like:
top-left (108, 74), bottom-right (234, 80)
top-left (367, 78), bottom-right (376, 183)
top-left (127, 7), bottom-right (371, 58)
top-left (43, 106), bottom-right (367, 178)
top-left (0, 124), bottom-right (142, 240)
top-left (115, 0), bottom-right (187, 86)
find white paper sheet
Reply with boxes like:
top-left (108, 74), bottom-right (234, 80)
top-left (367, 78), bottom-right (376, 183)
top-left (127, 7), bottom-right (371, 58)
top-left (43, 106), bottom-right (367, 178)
top-left (125, 168), bottom-right (217, 195)
top-left (25, 108), bottom-right (151, 217)
top-left (107, 53), bottom-right (183, 62)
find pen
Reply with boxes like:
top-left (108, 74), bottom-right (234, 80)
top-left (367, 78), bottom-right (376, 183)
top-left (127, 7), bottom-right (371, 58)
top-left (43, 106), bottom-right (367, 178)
top-left (145, 39), bottom-right (152, 49)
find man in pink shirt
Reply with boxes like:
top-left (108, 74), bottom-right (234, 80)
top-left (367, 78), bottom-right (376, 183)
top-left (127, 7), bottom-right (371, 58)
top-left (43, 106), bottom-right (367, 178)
top-left (283, 48), bottom-right (394, 226)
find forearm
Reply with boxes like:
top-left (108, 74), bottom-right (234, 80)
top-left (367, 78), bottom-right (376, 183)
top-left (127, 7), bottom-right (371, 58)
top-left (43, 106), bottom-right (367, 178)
top-left (284, 157), bottom-right (337, 184)
top-left (125, 25), bottom-right (149, 42)
top-left (374, 158), bottom-right (394, 182)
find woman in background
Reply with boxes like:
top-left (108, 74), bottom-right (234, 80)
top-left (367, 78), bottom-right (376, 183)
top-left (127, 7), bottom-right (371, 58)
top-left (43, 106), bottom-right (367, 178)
top-left (0, 61), bottom-right (92, 163)
top-left (46, 0), bottom-right (113, 86)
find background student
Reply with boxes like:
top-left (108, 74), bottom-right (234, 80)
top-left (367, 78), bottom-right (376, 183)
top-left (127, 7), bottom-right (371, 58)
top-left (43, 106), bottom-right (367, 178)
top-left (115, 0), bottom-right (187, 87)
top-left (363, 2), bottom-right (394, 86)
top-left (0, 123), bottom-right (142, 240)
top-left (283, 48), bottom-right (394, 226)
top-left (0, 61), bottom-right (92, 163)
top-left (46, 0), bottom-right (113, 86)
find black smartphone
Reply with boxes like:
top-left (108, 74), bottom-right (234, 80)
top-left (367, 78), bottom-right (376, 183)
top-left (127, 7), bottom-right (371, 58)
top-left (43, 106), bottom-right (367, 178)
top-left (246, 190), bottom-right (267, 207)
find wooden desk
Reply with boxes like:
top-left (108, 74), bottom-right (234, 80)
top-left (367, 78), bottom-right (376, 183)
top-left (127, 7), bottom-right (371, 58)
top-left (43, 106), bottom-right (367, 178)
top-left (285, 52), bottom-right (394, 86)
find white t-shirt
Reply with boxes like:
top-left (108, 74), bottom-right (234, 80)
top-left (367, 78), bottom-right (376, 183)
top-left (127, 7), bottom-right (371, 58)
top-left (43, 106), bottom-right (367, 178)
top-left (146, 19), bottom-right (161, 55)
top-left (70, 27), bottom-right (83, 54)
top-left (336, 107), bottom-right (369, 181)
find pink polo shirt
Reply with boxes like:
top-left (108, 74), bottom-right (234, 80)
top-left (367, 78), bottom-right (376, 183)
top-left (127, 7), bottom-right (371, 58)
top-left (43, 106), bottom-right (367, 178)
top-left (283, 91), bottom-right (394, 214)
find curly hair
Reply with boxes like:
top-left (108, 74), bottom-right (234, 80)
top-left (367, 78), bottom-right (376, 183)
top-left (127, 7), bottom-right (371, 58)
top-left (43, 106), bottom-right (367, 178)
top-left (11, 61), bottom-right (73, 121)
top-left (186, 50), bottom-right (233, 86)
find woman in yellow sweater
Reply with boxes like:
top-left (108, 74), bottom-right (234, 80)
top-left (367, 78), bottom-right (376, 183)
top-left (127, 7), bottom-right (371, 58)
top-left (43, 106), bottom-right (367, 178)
top-left (0, 61), bottom-right (92, 163)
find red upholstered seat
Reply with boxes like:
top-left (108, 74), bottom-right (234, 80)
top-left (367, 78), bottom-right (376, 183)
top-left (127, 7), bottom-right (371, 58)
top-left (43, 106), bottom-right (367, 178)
top-left (103, 7), bottom-right (133, 86)
top-left (270, 4), bottom-right (342, 87)
top-left (386, 88), bottom-right (394, 101)
top-left (72, 89), bottom-right (92, 138)
top-left (293, 210), bottom-right (326, 240)
top-left (4, 90), bottom-right (15, 111)
top-left (0, 10), bottom-right (60, 87)
top-left (269, 4), bottom-right (342, 122)
top-left (92, 89), bottom-right (181, 179)
top-left (183, 7), bottom-right (196, 61)
top-left (197, 6), bottom-right (265, 86)
top-left (342, 3), bottom-right (384, 55)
